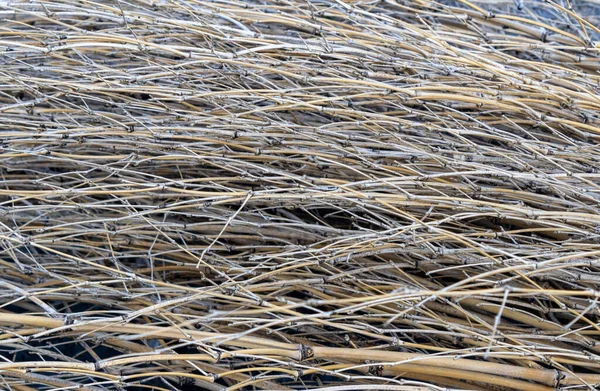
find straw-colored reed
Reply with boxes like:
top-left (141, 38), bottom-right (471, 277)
top-left (0, 0), bottom-right (600, 390)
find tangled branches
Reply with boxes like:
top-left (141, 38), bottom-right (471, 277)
top-left (0, 0), bottom-right (600, 390)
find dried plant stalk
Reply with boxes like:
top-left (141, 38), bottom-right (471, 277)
top-left (0, 0), bottom-right (599, 390)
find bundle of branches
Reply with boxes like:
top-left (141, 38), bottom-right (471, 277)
top-left (0, 0), bottom-right (600, 390)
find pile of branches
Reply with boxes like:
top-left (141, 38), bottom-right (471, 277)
top-left (1, 0), bottom-right (600, 390)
